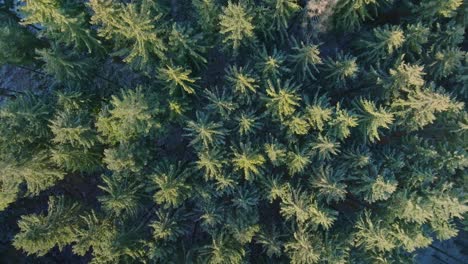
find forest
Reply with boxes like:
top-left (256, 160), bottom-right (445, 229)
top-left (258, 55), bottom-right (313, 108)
top-left (0, 0), bottom-right (467, 263)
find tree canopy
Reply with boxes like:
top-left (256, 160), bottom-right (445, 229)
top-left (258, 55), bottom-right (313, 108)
top-left (0, 0), bottom-right (466, 263)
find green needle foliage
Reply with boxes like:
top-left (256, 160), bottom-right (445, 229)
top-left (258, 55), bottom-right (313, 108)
top-left (0, 12), bottom-right (42, 65)
top-left (219, 1), bottom-right (255, 53)
top-left (266, 0), bottom-right (301, 37)
top-left (354, 98), bottom-right (394, 143)
top-left (97, 87), bottom-right (160, 144)
top-left (36, 47), bottom-right (94, 84)
top-left (358, 25), bottom-right (405, 62)
top-left (184, 112), bottom-right (227, 149)
top-left (289, 39), bottom-right (322, 80)
top-left (0, 0), bottom-right (467, 262)
top-left (98, 175), bottom-right (143, 217)
top-left (21, 0), bottom-right (100, 52)
top-left (429, 47), bottom-right (465, 80)
top-left (333, 0), bottom-right (389, 31)
top-left (157, 64), bottom-right (200, 95)
top-left (412, 0), bottom-right (464, 20)
top-left (89, 0), bottom-right (166, 68)
top-left (226, 65), bottom-right (259, 103)
top-left (264, 79), bottom-right (301, 120)
top-left (168, 24), bottom-right (208, 69)
top-left (13, 196), bottom-right (81, 256)
top-left (232, 144), bottom-right (266, 181)
top-left (255, 46), bottom-right (290, 79)
top-left (354, 211), bottom-right (396, 253)
top-left (151, 161), bottom-right (191, 208)
top-left (200, 233), bottom-right (245, 264)
top-left (323, 52), bottom-right (359, 89)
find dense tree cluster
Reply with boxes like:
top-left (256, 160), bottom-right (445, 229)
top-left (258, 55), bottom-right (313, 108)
top-left (0, 0), bottom-right (467, 263)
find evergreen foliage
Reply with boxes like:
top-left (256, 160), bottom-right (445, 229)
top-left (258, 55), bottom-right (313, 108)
top-left (96, 87), bottom-right (160, 144)
top-left (0, 12), bottom-right (41, 65)
top-left (21, 0), bottom-right (100, 52)
top-left (219, 1), bottom-right (255, 53)
top-left (89, 0), bottom-right (166, 68)
top-left (13, 196), bottom-right (80, 256)
top-left (0, 0), bottom-right (467, 262)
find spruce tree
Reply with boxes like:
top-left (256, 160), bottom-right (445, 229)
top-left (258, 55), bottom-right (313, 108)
top-left (0, 12), bottom-right (42, 65)
top-left (89, 0), bottom-right (166, 68)
top-left (21, 0), bottom-right (101, 52)
top-left (13, 196), bottom-right (81, 256)
top-left (219, 1), bottom-right (255, 53)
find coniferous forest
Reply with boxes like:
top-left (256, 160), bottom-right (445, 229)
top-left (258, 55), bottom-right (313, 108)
top-left (0, 0), bottom-right (467, 263)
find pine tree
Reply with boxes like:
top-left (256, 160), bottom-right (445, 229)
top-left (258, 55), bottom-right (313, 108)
top-left (322, 52), bottom-right (359, 89)
top-left (225, 65), bottom-right (259, 102)
top-left (0, 174), bottom-right (20, 211)
top-left (304, 95), bottom-right (333, 132)
top-left (204, 88), bottom-right (238, 118)
top-left (21, 0), bottom-right (100, 52)
top-left (89, 0), bottom-right (166, 68)
top-left (151, 161), bottom-right (191, 208)
top-left (13, 196), bottom-right (80, 256)
top-left (157, 64), bottom-right (200, 95)
top-left (235, 111), bottom-right (262, 136)
top-left (289, 39), bottom-right (322, 80)
top-left (265, 0), bottom-right (301, 37)
top-left (72, 211), bottom-right (114, 257)
top-left (353, 98), bottom-right (394, 143)
top-left (310, 166), bottom-right (347, 204)
top-left (328, 103), bottom-right (358, 140)
top-left (199, 233), bottom-right (246, 264)
top-left (168, 23), bottom-right (208, 69)
top-left (232, 144), bottom-right (266, 181)
top-left (2, 152), bottom-right (64, 198)
top-left (391, 86), bottom-right (463, 131)
top-left (255, 46), bottom-right (290, 80)
top-left (286, 114), bottom-right (309, 136)
top-left (286, 146), bottom-right (311, 176)
top-left (184, 112), bottom-right (227, 149)
top-left (0, 92), bottom-right (51, 153)
top-left (49, 104), bottom-right (101, 172)
top-left (403, 23), bottom-right (430, 59)
top-left (354, 211), bottom-right (396, 253)
top-left (98, 173), bottom-right (143, 217)
top-left (219, 1), bottom-right (255, 53)
top-left (73, 212), bottom-right (145, 262)
top-left (255, 228), bottom-right (283, 257)
top-left (96, 87), bottom-right (159, 144)
top-left (150, 209), bottom-right (189, 241)
top-left (0, 12), bottom-right (42, 65)
top-left (392, 224), bottom-right (432, 252)
top-left (332, 0), bottom-right (388, 31)
top-left (383, 62), bottom-right (425, 97)
top-left (103, 142), bottom-right (149, 173)
top-left (311, 134), bottom-right (341, 161)
top-left (36, 47), bottom-right (94, 84)
top-left (355, 174), bottom-right (398, 203)
top-left (429, 47), bottom-right (465, 80)
top-left (284, 226), bottom-right (321, 264)
top-left (192, 0), bottom-right (220, 35)
top-left (412, 0), bottom-right (463, 20)
top-left (432, 22), bottom-right (465, 51)
top-left (280, 187), bottom-right (336, 228)
top-left (264, 79), bottom-right (301, 121)
top-left (358, 25), bottom-right (405, 62)
top-left (264, 139), bottom-right (287, 166)
top-left (1, 0), bottom-right (468, 262)
top-left (195, 148), bottom-right (226, 180)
